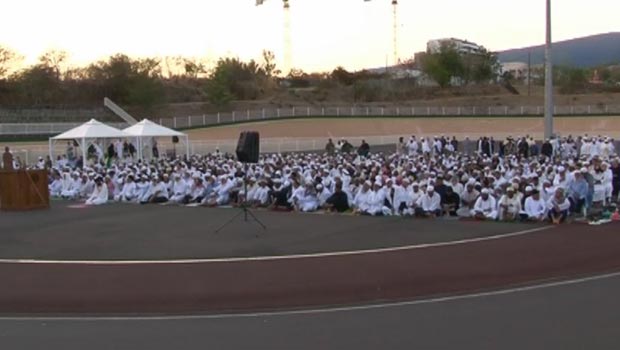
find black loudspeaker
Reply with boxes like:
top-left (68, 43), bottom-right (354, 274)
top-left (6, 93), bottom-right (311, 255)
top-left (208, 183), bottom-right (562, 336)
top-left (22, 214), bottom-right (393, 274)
top-left (236, 131), bottom-right (260, 163)
top-left (172, 136), bottom-right (179, 144)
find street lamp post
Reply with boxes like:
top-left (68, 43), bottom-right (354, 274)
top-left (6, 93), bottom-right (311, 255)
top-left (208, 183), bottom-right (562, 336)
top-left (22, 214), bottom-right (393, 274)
top-left (544, 0), bottom-right (554, 139)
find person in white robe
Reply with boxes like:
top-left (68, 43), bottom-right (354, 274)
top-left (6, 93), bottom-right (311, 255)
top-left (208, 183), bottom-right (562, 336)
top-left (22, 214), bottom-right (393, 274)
top-left (49, 173), bottom-right (64, 198)
top-left (316, 184), bottom-right (332, 207)
top-left (353, 181), bottom-right (373, 214)
top-left (115, 175), bottom-right (138, 202)
top-left (524, 189), bottom-right (547, 221)
top-left (472, 188), bottom-right (498, 220)
top-left (547, 187), bottom-right (571, 224)
top-left (367, 182), bottom-right (390, 216)
top-left (415, 186), bottom-right (442, 217)
top-left (170, 174), bottom-right (190, 204)
top-left (457, 182), bottom-right (479, 217)
top-left (142, 176), bottom-right (169, 204)
top-left (498, 187), bottom-right (522, 221)
top-left (61, 172), bottom-right (82, 199)
top-left (85, 177), bottom-right (108, 205)
top-left (135, 176), bottom-right (152, 203)
top-left (295, 183), bottom-right (320, 212)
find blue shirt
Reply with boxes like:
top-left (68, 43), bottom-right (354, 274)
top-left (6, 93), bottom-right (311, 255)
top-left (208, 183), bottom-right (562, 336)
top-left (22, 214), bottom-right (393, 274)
top-left (568, 178), bottom-right (588, 200)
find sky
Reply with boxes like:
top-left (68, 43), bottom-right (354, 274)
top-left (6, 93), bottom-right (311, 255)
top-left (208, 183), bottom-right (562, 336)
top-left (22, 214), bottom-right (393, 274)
top-left (1, 0), bottom-right (618, 73)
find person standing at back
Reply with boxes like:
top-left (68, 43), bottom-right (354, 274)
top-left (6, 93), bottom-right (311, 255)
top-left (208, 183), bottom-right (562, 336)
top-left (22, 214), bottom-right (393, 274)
top-left (2, 147), bottom-right (14, 170)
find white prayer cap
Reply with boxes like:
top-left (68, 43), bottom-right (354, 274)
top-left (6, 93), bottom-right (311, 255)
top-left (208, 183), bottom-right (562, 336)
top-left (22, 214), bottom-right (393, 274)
top-left (316, 184), bottom-right (323, 190)
top-left (558, 166), bottom-right (566, 172)
top-left (481, 188), bottom-right (490, 194)
top-left (580, 167), bottom-right (588, 173)
top-left (525, 186), bottom-right (533, 192)
top-left (374, 181), bottom-right (382, 186)
top-left (364, 180), bottom-right (372, 186)
top-left (506, 186), bottom-right (515, 192)
top-left (427, 185), bottom-right (434, 191)
top-left (412, 182), bottom-right (419, 186)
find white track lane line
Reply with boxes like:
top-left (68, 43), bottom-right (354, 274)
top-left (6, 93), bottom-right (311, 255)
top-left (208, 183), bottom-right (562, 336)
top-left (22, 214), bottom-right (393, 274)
top-left (1, 270), bottom-right (619, 321)
top-left (0, 226), bottom-right (552, 265)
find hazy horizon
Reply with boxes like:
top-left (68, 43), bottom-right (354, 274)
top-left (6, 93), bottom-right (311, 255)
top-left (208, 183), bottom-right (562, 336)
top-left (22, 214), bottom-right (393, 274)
top-left (1, 0), bottom-right (619, 73)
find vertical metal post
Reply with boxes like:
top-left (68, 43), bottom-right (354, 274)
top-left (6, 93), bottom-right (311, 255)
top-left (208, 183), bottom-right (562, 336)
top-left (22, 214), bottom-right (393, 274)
top-left (544, 0), bottom-right (554, 139)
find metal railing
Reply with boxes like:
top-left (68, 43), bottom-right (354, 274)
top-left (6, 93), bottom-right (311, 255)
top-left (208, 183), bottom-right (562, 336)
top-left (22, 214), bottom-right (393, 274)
top-left (1, 104), bottom-right (620, 136)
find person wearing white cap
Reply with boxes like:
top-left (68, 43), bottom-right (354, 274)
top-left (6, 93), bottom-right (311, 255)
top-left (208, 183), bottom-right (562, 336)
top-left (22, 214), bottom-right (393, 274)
top-left (61, 172), bottom-right (82, 199)
top-left (367, 181), bottom-right (390, 216)
top-left (294, 182), bottom-right (319, 212)
top-left (169, 174), bottom-right (190, 204)
top-left (415, 185), bottom-right (441, 218)
top-left (547, 187), bottom-right (571, 224)
top-left (142, 175), bottom-right (169, 204)
top-left (115, 174), bottom-right (140, 202)
top-left (472, 188), bottom-right (498, 220)
top-left (316, 183), bottom-right (332, 207)
top-left (457, 181), bottom-right (479, 218)
top-left (135, 175), bottom-right (152, 203)
top-left (523, 189), bottom-right (546, 221)
top-left (353, 181), bottom-right (373, 215)
top-left (498, 187), bottom-right (521, 221)
top-left (250, 179), bottom-right (271, 207)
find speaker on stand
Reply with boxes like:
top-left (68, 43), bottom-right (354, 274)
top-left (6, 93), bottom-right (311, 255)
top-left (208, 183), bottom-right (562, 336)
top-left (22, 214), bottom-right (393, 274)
top-left (172, 136), bottom-right (179, 158)
top-left (215, 131), bottom-right (266, 233)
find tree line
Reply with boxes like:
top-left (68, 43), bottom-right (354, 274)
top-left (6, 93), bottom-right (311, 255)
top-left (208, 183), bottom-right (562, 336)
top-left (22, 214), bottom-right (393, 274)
top-left (2, 44), bottom-right (619, 110)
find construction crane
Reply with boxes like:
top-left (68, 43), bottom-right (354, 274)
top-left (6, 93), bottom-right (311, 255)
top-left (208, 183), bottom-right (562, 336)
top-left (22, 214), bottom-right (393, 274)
top-left (365, 0), bottom-right (399, 65)
top-left (256, 0), bottom-right (292, 74)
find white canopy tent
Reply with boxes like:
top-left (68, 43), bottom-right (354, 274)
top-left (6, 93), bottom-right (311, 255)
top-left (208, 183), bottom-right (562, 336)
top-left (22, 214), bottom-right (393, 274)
top-left (50, 119), bottom-right (131, 167)
top-left (122, 119), bottom-right (189, 160)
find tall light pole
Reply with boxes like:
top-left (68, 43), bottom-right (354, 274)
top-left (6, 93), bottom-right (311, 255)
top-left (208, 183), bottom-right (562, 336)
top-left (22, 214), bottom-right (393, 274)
top-left (544, 0), bottom-right (554, 139)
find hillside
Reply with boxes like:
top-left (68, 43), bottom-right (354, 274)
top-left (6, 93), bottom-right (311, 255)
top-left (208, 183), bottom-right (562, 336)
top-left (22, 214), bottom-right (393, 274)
top-left (498, 32), bottom-right (620, 67)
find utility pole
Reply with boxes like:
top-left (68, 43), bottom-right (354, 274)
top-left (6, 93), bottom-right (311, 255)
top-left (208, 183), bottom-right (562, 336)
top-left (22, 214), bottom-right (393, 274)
top-left (544, 0), bottom-right (554, 139)
top-left (527, 51), bottom-right (532, 96)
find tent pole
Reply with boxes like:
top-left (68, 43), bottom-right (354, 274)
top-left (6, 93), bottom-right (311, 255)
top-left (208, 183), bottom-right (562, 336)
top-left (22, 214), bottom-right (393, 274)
top-left (185, 135), bottom-right (190, 158)
top-left (48, 138), bottom-right (53, 165)
top-left (82, 137), bottom-right (87, 169)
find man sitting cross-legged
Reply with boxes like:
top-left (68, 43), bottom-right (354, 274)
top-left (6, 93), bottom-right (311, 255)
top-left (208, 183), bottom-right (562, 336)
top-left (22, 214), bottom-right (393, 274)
top-left (547, 187), bottom-right (571, 224)
top-left (498, 187), bottom-right (522, 222)
top-left (472, 188), bottom-right (497, 221)
top-left (415, 186), bottom-right (442, 218)
top-left (523, 189), bottom-right (547, 222)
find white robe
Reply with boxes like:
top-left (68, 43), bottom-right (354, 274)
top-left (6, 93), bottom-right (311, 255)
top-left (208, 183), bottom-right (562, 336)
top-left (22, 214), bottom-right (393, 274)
top-left (472, 196), bottom-right (498, 220)
top-left (86, 185), bottom-right (108, 205)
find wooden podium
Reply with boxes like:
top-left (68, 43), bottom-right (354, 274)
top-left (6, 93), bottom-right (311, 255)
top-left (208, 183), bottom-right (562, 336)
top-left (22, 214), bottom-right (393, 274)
top-left (0, 170), bottom-right (50, 211)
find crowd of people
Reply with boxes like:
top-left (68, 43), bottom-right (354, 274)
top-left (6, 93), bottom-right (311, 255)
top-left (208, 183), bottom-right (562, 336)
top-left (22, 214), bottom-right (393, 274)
top-left (21, 132), bottom-right (617, 225)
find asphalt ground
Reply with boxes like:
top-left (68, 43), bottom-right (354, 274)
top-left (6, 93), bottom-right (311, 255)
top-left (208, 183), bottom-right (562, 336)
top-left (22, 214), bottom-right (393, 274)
top-left (2, 272), bottom-right (619, 350)
top-left (0, 202), bottom-right (542, 261)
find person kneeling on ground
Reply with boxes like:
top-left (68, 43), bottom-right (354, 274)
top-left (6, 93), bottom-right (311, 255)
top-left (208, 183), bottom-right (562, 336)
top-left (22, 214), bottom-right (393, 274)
top-left (85, 176), bottom-right (108, 206)
top-left (472, 188), bottom-right (497, 221)
top-left (415, 186), bottom-right (441, 218)
top-left (547, 187), bottom-right (571, 224)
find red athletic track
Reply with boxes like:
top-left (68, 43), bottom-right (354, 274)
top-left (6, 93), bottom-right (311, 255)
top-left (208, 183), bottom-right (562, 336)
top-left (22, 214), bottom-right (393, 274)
top-left (1, 223), bottom-right (619, 315)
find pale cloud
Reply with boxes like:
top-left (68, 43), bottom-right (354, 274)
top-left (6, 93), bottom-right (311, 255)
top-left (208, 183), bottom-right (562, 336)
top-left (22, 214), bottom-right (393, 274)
top-left (1, 0), bottom-right (618, 72)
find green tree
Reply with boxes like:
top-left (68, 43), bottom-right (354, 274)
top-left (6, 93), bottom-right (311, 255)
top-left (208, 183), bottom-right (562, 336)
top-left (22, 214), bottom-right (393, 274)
top-left (421, 44), bottom-right (465, 87)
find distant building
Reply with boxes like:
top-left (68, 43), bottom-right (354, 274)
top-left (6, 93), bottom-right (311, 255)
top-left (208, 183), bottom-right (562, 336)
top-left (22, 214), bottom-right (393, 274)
top-left (427, 38), bottom-right (486, 55)
top-left (501, 62), bottom-right (529, 80)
